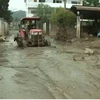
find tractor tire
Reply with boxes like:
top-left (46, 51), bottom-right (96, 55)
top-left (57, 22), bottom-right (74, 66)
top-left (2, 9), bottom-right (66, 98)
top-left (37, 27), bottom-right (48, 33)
top-left (17, 40), bottom-right (24, 47)
top-left (16, 37), bottom-right (25, 47)
top-left (27, 42), bottom-right (32, 47)
top-left (44, 40), bottom-right (51, 46)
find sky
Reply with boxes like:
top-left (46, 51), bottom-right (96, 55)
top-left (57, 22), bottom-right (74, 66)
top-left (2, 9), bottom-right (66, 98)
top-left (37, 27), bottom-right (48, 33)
top-left (8, 0), bottom-right (26, 11)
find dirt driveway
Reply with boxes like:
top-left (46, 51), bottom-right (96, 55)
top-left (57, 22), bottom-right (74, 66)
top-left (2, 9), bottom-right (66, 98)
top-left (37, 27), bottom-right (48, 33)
top-left (0, 30), bottom-right (100, 99)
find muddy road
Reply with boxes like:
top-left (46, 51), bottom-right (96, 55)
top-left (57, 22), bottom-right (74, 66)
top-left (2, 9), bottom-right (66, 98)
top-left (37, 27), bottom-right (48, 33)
top-left (0, 30), bottom-right (100, 99)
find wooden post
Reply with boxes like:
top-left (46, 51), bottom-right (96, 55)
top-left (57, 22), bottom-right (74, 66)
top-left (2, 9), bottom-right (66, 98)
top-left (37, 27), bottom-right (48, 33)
top-left (0, 18), bottom-right (4, 36)
top-left (76, 11), bottom-right (80, 38)
top-left (46, 20), bottom-right (49, 34)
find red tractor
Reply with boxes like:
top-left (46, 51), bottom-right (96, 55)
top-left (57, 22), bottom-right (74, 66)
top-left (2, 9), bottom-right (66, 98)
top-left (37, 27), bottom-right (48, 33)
top-left (14, 17), bottom-right (50, 47)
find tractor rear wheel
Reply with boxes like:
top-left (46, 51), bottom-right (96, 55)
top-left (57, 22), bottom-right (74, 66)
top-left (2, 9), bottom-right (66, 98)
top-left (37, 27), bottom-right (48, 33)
top-left (44, 40), bottom-right (51, 46)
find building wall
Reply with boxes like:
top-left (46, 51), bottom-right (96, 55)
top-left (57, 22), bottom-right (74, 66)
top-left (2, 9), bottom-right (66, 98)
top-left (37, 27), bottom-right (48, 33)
top-left (25, 0), bottom-right (83, 17)
top-left (27, 0), bottom-right (82, 4)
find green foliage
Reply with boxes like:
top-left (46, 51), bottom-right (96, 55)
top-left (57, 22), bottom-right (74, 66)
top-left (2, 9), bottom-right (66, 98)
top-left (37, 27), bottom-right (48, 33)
top-left (12, 10), bottom-right (26, 20)
top-left (5, 10), bottom-right (13, 23)
top-left (83, 0), bottom-right (99, 6)
top-left (0, 0), bottom-right (12, 23)
top-left (36, 4), bottom-right (54, 23)
top-left (51, 8), bottom-right (76, 41)
top-left (51, 7), bottom-right (76, 28)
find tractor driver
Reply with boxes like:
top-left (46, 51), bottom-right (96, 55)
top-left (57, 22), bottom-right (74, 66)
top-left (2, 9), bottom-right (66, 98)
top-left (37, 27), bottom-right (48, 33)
top-left (27, 20), bottom-right (33, 31)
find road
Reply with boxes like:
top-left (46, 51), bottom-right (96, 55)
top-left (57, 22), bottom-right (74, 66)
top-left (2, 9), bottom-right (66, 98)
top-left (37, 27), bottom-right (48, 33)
top-left (0, 30), bottom-right (100, 99)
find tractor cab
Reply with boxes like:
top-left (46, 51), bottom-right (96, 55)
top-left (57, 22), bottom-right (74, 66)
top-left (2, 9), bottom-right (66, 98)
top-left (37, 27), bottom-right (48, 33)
top-left (19, 17), bottom-right (41, 31)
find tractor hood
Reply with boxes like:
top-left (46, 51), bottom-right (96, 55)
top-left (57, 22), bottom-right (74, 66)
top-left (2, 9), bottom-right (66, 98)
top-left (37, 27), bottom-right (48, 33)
top-left (30, 29), bottom-right (42, 33)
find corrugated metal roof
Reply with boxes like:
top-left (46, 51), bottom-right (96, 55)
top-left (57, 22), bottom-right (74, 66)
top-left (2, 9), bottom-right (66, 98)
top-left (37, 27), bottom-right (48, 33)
top-left (71, 5), bottom-right (100, 11)
top-left (70, 5), bottom-right (100, 19)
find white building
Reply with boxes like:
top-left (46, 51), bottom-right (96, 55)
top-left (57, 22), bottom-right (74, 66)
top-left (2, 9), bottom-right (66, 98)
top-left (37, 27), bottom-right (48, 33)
top-left (24, 0), bottom-right (83, 17)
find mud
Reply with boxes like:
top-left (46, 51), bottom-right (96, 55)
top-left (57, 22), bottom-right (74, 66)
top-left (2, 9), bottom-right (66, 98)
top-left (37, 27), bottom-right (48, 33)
top-left (0, 30), bottom-right (100, 99)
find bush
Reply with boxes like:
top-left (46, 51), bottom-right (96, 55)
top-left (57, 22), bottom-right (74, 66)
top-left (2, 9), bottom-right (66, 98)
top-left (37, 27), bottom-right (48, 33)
top-left (51, 7), bottom-right (76, 41)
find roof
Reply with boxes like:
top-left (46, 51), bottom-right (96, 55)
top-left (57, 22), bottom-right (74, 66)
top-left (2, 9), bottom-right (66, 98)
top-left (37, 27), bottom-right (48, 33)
top-left (70, 5), bottom-right (100, 19)
top-left (20, 17), bottom-right (40, 21)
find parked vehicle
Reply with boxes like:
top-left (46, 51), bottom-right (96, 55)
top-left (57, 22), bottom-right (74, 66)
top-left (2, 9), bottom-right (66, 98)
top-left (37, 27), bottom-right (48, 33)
top-left (14, 17), bottom-right (50, 47)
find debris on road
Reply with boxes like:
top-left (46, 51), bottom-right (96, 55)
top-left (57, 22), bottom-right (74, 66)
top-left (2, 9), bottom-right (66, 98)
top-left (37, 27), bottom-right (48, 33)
top-left (0, 36), bottom-right (6, 42)
top-left (70, 38), bottom-right (78, 43)
top-left (73, 54), bottom-right (84, 61)
top-left (0, 75), bottom-right (3, 80)
top-left (0, 58), bottom-right (9, 62)
top-left (84, 37), bottom-right (89, 41)
top-left (84, 48), bottom-right (94, 55)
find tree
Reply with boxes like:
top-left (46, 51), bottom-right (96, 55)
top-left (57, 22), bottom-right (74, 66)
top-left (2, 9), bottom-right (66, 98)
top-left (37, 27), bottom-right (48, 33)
top-left (83, 0), bottom-right (99, 6)
top-left (0, 0), bottom-right (12, 23)
top-left (36, 4), bottom-right (53, 23)
top-left (51, 7), bottom-right (76, 28)
top-left (36, 4), bottom-right (54, 34)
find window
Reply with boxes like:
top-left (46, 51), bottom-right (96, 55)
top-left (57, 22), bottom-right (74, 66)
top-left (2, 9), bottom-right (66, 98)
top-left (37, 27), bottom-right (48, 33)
top-left (39, 0), bottom-right (45, 2)
top-left (71, 1), bottom-right (80, 4)
top-left (31, 10), bottom-right (37, 14)
top-left (34, 0), bottom-right (37, 2)
top-left (53, 0), bottom-right (62, 3)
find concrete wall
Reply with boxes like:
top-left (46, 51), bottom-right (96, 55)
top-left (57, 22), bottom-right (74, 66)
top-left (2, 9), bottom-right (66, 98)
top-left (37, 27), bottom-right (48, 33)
top-left (0, 18), bottom-right (9, 37)
top-left (4, 22), bottom-right (9, 35)
top-left (43, 23), bottom-right (46, 33)
top-left (0, 18), bottom-right (4, 36)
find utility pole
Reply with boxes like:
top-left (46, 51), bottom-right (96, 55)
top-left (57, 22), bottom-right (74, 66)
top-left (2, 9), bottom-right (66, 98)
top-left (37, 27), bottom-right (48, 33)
top-left (63, 0), bottom-right (67, 9)
top-left (76, 11), bottom-right (80, 38)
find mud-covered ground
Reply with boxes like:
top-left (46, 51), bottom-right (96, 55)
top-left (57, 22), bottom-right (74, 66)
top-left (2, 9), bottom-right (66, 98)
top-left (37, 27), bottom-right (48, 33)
top-left (0, 30), bottom-right (100, 99)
